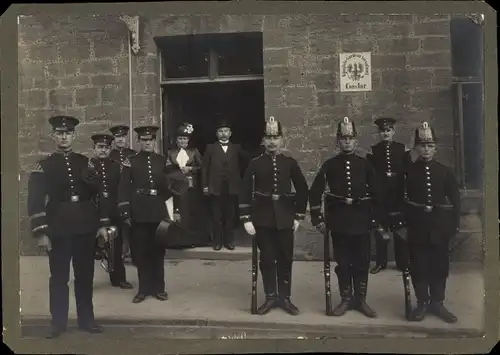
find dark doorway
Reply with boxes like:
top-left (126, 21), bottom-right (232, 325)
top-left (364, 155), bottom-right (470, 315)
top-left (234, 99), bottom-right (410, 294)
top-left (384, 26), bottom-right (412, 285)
top-left (162, 80), bottom-right (265, 247)
top-left (163, 80), bottom-right (265, 161)
top-left (157, 32), bottom-right (265, 247)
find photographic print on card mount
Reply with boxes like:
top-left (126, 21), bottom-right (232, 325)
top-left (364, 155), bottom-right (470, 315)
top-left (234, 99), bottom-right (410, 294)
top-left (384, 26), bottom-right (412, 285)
top-left (2, 1), bottom-right (498, 355)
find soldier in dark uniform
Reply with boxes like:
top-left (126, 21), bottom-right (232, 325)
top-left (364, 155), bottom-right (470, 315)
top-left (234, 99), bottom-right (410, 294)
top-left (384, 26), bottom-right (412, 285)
top-left (202, 119), bottom-right (248, 251)
top-left (239, 116), bottom-right (309, 315)
top-left (367, 117), bottom-right (411, 274)
top-left (117, 125), bottom-right (171, 303)
top-left (395, 122), bottom-right (460, 323)
top-left (90, 133), bottom-right (133, 289)
top-left (109, 125), bottom-right (137, 265)
top-left (27, 115), bottom-right (105, 338)
top-left (309, 117), bottom-right (380, 318)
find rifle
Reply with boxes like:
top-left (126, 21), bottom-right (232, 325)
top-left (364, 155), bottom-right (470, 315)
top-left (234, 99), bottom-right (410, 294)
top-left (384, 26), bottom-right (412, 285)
top-left (400, 172), bottom-right (412, 320)
top-left (322, 180), bottom-right (333, 315)
top-left (402, 266), bottom-right (412, 320)
top-left (323, 226), bottom-right (333, 316)
top-left (250, 173), bottom-right (259, 315)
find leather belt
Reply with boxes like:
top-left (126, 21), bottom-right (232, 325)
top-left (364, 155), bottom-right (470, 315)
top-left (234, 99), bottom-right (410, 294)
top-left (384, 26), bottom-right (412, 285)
top-left (136, 188), bottom-right (158, 196)
top-left (254, 191), bottom-right (294, 201)
top-left (404, 199), bottom-right (453, 212)
top-left (325, 192), bottom-right (372, 205)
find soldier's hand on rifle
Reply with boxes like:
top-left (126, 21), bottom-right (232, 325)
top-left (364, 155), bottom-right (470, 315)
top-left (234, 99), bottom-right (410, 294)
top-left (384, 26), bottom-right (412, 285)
top-left (37, 234), bottom-right (51, 254)
top-left (244, 221), bottom-right (256, 236)
top-left (315, 222), bottom-right (327, 235)
top-left (293, 219), bottom-right (300, 232)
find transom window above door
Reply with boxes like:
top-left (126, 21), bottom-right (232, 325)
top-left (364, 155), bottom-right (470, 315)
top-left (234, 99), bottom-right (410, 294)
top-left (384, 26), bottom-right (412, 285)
top-left (154, 32), bottom-right (264, 83)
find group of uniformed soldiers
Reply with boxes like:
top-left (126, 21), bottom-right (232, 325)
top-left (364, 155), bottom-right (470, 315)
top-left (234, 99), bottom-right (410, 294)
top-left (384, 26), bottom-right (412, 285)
top-left (27, 112), bottom-right (460, 339)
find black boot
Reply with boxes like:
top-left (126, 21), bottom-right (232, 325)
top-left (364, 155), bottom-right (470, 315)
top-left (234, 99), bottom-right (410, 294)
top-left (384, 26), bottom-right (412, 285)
top-left (370, 264), bottom-right (387, 274)
top-left (353, 275), bottom-right (377, 318)
top-left (278, 276), bottom-right (299, 315)
top-left (257, 295), bottom-right (278, 315)
top-left (46, 324), bottom-right (66, 339)
top-left (428, 301), bottom-right (458, 323)
top-left (280, 297), bottom-right (299, 315)
top-left (257, 266), bottom-right (278, 315)
top-left (409, 301), bottom-right (427, 321)
top-left (330, 270), bottom-right (353, 317)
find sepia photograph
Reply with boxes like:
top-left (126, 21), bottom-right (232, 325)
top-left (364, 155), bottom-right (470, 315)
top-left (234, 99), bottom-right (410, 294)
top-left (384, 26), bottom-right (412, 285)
top-left (3, 2), bottom-right (497, 353)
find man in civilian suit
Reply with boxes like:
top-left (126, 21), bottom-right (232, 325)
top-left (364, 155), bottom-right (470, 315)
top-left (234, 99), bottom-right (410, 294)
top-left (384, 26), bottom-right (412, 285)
top-left (202, 119), bottom-right (248, 251)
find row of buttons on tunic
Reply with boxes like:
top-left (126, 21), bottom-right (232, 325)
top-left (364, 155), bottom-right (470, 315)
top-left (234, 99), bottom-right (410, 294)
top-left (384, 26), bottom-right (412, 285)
top-left (272, 155), bottom-right (278, 193)
top-left (99, 160), bottom-right (109, 197)
top-left (147, 155), bottom-right (155, 187)
top-left (64, 153), bottom-right (77, 197)
top-left (425, 165), bottom-right (432, 204)
top-left (345, 160), bottom-right (352, 198)
top-left (385, 143), bottom-right (393, 176)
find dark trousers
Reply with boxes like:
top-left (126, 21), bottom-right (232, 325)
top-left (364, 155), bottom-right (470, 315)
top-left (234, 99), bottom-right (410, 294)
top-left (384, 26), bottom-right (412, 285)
top-left (373, 228), bottom-right (410, 270)
top-left (131, 222), bottom-right (166, 295)
top-left (331, 232), bottom-right (371, 300)
top-left (210, 181), bottom-right (236, 246)
top-left (122, 222), bottom-right (137, 265)
top-left (255, 227), bottom-right (294, 299)
top-left (48, 232), bottom-right (96, 329)
top-left (109, 219), bottom-right (127, 284)
top-left (408, 230), bottom-right (450, 304)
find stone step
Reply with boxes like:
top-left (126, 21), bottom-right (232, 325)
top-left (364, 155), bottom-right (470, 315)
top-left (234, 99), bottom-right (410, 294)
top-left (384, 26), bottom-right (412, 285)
top-left (20, 316), bottom-right (483, 340)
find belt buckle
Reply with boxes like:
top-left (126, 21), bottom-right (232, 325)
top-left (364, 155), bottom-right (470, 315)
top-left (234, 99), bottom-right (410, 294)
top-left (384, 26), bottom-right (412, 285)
top-left (150, 189), bottom-right (158, 196)
top-left (71, 195), bottom-right (79, 202)
top-left (386, 172), bottom-right (393, 177)
top-left (345, 198), bottom-right (353, 205)
top-left (272, 194), bottom-right (279, 201)
top-left (102, 192), bottom-right (109, 198)
top-left (424, 205), bottom-right (433, 212)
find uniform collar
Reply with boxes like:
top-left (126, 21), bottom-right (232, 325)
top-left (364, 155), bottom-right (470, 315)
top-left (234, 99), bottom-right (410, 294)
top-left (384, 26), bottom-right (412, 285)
top-left (55, 148), bottom-right (72, 155)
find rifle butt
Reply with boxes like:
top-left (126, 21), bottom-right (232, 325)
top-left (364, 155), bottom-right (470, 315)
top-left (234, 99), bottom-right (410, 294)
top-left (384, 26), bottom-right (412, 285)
top-left (403, 268), bottom-right (412, 320)
top-left (251, 236), bottom-right (258, 315)
top-left (323, 230), bottom-right (333, 315)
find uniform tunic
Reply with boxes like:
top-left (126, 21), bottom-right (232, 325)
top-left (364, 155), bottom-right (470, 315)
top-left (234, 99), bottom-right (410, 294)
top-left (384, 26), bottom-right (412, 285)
top-left (367, 141), bottom-right (411, 269)
top-left (394, 158), bottom-right (461, 302)
top-left (309, 152), bottom-right (380, 235)
top-left (27, 149), bottom-right (104, 329)
top-left (309, 152), bottom-right (381, 298)
top-left (109, 147), bottom-right (137, 262)
top-left (91, 157), bottom-right (127, 284)
top-left (239, 152), bottom-right (308, 298)
top-left (109, 147), bottom-right (136, 165)
top-left (117, 151), bottom-right (171, 295)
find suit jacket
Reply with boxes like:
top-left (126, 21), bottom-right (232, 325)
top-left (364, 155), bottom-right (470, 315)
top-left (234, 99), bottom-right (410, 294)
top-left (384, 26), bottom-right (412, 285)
top-left (202, 141), bottom-right (249, 196)
top-left (239, 152), bottom-right (309, 230)
top-left (27, 150), bottom-right (104, 238)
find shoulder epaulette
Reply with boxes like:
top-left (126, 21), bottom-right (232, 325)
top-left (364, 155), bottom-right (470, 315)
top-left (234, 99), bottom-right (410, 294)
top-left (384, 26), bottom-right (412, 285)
top-left (251, 154), bottom-right (264, 162)
top-left (32, 161), bottom-right (44, 173)
top-left (121, 157), bottom-right (132, 167)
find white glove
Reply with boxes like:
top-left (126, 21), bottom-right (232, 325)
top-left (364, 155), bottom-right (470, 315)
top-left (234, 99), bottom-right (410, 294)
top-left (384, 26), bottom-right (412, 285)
top-left (37, 234), bottom-right (51, 253)
top-left (244, 221), bottom-right (256, 236)
top-left (293, 219), bottom-right (300, 232)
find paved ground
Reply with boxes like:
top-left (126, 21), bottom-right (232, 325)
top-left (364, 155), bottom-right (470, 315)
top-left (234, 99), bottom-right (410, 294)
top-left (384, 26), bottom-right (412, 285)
top-left (20, 256), bottom-right (484, 339)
